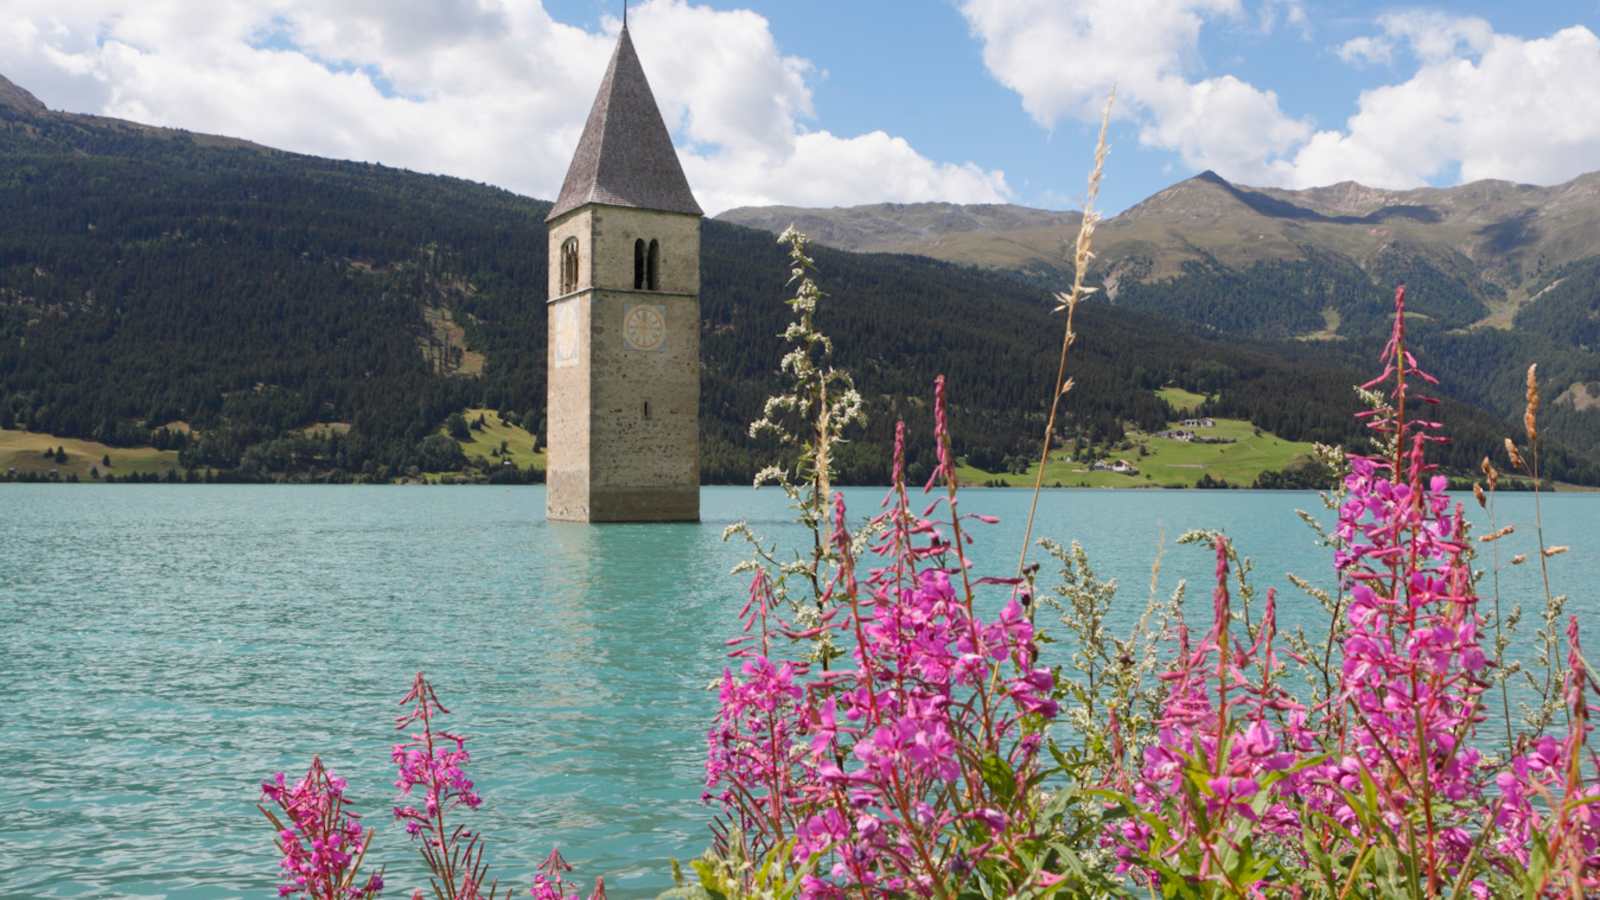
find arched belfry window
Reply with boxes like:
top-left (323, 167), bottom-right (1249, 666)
top-left (633, 239), bottom-right (646, 290)
top-left (560, 237), bottom-right (579, 294)
top-left (647, 239), bottom-right (660, 291)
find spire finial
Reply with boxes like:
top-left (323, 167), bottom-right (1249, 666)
top-left (623, 0), bottom-right (628, 29)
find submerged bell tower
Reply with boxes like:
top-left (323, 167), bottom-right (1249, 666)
top-left (545, 23), bottom-right (702, 522)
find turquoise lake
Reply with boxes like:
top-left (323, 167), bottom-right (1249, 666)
top-left (2, 485), bottom-right (1594, 897)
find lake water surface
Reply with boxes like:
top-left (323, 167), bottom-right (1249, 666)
top-left (2, 485), bottom-right (1594, 897)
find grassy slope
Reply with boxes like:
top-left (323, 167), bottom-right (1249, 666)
top-left (871, 226), bottom-right (1074, 273)
top-left (444, 408), bottom-right (546, 471)
top-left (715, 203), bottom-right (1082, 272)
top-left (958, 417), bottom-right (1314, 488)
top-left (0, 429), bottom-right (180, 478)
top-left (296, 422), bottom-right (351, 438)
top-left (1156, 386), bottom-right (1207, 414)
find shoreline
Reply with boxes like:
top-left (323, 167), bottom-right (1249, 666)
top-left (4, 480), bottom-right (1594, 492)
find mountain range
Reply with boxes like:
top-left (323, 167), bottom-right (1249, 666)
top-left (3, 71), bottom-right (1597, 485)
top-left (722, 168), bottom-right (1600, 458)
top-left (723, 169), bottom-right (1600, 325)
top-left (717, 202), bottom-right (1086, 283)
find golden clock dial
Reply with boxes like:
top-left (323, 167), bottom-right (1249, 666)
top-left (624, 305), bottom-right (666, 351)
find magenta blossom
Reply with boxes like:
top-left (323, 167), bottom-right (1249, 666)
top-left (391, 672), bottom-right (496, 899)
top-left (259, 756), bottom-right (382, 899)
top-left (705, 378), bottom-right (1057, 896)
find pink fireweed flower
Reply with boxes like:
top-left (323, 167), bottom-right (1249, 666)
top-left (1119, 538), bottom-right (1305, 875)
top-left (258, 756), bottom-right (381, 899)
top-left (1308, 285), bottom-right (1505, 889)
top-left (392, 732), bottom-right (481, 822)
top-left (392, 672), bottom-right (495, 898)
top-left (528, 848), bottom-right (606, 900)
top-left (705, 381), bottom-right (1060, 896)
top-left (1103, 286), bottom-right (1599, 894)
top-left (926, 375), bottom-right (954, 491)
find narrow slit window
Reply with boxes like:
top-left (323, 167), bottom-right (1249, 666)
top-left (642, 400), bottom-right (651, 419)
top-left (647, 239), bottom-right (660, 291)
top-left (633, 239), bottom-right (646, 290)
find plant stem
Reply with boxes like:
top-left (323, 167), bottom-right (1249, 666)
top-left (1016, 90), bottom-right (1113, 585)
top-left (1485, 485), bottom-right (1513, 756)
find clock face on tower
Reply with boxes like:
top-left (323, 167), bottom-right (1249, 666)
top-left (623, 304), bottom-right (667, 351)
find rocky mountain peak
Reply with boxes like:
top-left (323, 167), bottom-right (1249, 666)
top-left (1116, 169), bottom-right (1252, 223)
top-left (0, 73), bottom-right (49, 116)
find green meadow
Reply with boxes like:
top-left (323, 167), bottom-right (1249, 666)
top-left (957, 416), bottom-right (1315, 488)
top-left (0, 429), bottom-right (182, 479)
top-left (435, 408), bottom-right (547, 480)
top-left (1155, 385), bottom-right (1208, 414)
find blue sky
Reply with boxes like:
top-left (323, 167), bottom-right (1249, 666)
top-left (8, 1), bottom-right (1600, 213)
top-left (547, 0), bottom-right (1600, 212)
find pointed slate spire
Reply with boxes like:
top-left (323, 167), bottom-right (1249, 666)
top-left (547, 26), bottom-right (702, 222)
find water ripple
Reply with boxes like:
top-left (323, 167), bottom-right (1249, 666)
top-left (2, 485), bottom-right (1592, 897)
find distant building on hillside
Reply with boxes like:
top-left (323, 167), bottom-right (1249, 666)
top-left (545, 21), bottom-right (703, 523)
top-left (1180, 417), bottom-right (1216, 429)
top-left (1091, 459), bottom-right (1139, 475)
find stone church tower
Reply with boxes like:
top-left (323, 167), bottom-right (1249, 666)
top-left (545, 24), bottom-right (702, 522)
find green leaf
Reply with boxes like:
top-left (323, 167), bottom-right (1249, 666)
top-left (1047, 739), bottom-right (1073, 774)
top-left (980, 752), bottom-right (1018, 806)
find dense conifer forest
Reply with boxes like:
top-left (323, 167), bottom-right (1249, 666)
top-left (1111, 250), bottom-right (1600, 459)
top-left (3, 95), bottom-right (1597, 485)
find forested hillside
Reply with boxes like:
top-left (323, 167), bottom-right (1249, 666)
top-left (728, 168), bottom-right (1600, 464)
top-left (3, 74), bottom-right (1596, 485)
top-left (1111, 253), bottom-right (1600, 458)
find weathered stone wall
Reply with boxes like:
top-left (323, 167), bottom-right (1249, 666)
top-left (545, 205), bottom-right (700, 522)
top-left (545, 291), bottom-right (591, 521)
top-left (546, 208), bottom-right (594, 299)
top-left (546, 209), bottom-right (593, 521)
top-left (587, 287), bottom-right (699, 521)
top-left (589, 206), bottom-right (700, 295)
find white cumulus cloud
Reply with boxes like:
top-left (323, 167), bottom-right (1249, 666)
top-left (1300, 19), bottom-right (1600, 188)
top-left (693, 130), bottom-right (1012, 211)
top-left (1336, 11), bottom-right (1493, 69)
top-left (958, 0), bottom-right (1312, 186)
top-left (1257, 0), bottom-right (1308, 38)
top-left (0, 0), bottom-right (1009, 213)
top-left (961, 2), bottom-right (1600, 192)
top-left (1337, 35), bottom-right (1393, 67)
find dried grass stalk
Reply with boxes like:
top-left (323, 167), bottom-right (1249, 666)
top-left (1016, 89), bottom-right (1114, 580)
top-left (1505, 438), bottom-right (1526, 471)
top-left (1524, 363), bottom-right (1540, 444)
